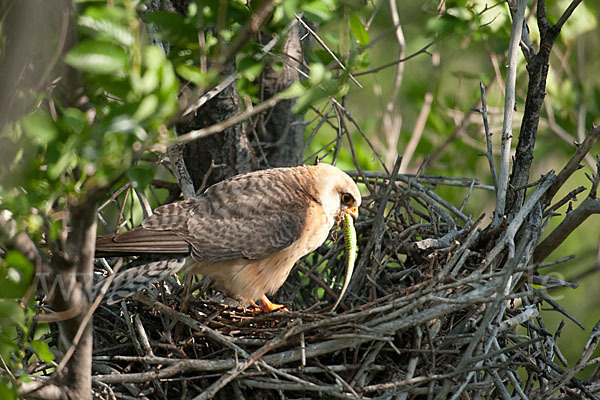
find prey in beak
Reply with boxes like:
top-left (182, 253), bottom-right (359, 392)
top-left (332, 209), bottom-right (358, 312)
top-left (345, 206), bottom-right (359, 220)
top-left (336, 206), bottom-right (359, 228)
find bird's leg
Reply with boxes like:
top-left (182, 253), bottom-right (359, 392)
top-left (250, 294), bottom-right (288, 312)
top-left (261, 295), bottom-right (289, 312)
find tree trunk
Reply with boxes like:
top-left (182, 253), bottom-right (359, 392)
top-left (155, 0), bottom-right (306, 188)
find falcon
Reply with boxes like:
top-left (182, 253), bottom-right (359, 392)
top-left (95, 163), bottom-right (361, 311)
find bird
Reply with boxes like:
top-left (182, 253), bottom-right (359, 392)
top-left (95, 163), bottom-right (361, 311)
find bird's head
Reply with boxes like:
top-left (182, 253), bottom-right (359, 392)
top-left (309, 164), bottom-right (361, 226)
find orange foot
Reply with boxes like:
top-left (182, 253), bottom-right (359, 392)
top-left (250, 295), bottom-right (289, 312)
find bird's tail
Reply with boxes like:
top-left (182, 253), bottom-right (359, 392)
top-left (94, 256), bottom-right (188, 304)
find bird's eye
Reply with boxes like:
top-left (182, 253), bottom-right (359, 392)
top-left (341, 193), bottom-right (354, 205)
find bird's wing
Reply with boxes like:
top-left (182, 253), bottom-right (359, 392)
top-left (95, 228), bottom-right (191, 257)
top-left (142, 167), bottom-right (314, 263)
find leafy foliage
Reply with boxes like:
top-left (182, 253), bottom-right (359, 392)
top-left (0, 0), bottom-right (180, 391)
top-left (0, 251), bottom-right (49, 399)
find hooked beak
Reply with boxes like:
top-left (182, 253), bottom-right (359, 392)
top-left (344, 206), bottom-right (359, 220)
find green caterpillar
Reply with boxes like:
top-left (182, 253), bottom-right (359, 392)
top-left (332, 212), bottom-right (358, 311)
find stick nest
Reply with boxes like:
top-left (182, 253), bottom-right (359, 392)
top-left (78, 168), bottom-right (600, 399)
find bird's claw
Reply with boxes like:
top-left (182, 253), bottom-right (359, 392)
top-left (249, 295), bottom-right (289, 312)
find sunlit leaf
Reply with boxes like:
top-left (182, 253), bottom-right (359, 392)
top-left (144, 45), bottom-right (166, 70)
top-left (176, 64), bottom-right (214, 88)
top-left (83, 4), bottom-right (131, 22)
top-left (309, 63), bottom-right (326, 85)
top-left (78, 15), bottom-right (134, 46)
top-left (133, 95), bottom-right (159, 122)
top-left (65, 40), bottom-right (128, 74)
top-left (278, 81), bottom-right (306, 99)
top-left (29, 340), bottom-right (55, 364)
top-left (302, 1), bottom-right (334, 23)
top-left (350, 11), bottom-right (369, 46)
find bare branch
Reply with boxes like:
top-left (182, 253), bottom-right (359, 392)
top-left (508, 0), bottom-right (585, 216)
top-left (173, 95), bottom-right (281, 145)
top-left (491, 0), bottom-right (527, 230)
top-left (479, 82), bottom-right (499, 191)
top-left (354, 40), bottom-right (435, 77)
top-left (541, 125), bottom-right (600, 205)
top-left (487, 173), bottom-right (554, 265)
top-left (294, 15), bottom-right (362, 89)
top-left (533, 197), bottom-right (600, 264)
top-left (543, 186), bottom-right (586, 217)
top-left (554, 0), bottom-right (584, 32)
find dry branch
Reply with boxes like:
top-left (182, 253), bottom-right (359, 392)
top-left (491, 0), bottom-right (527, 230)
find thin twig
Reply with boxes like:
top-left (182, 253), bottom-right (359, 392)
top-left (173, 95), bottom-right (281, 145)
top-left (479, 82), bottom-right (499, 191)
top-left (294, 15), bottom-right (362, 89)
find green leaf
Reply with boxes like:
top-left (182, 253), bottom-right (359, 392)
top-left (309, 63), bottom-right (327, 85)
top-left (144, 45), bottom-right (165, 71)
top-left (61, 108), bottom-right (86, 135)
top-left (301, 1), bottom-right (334, 23)
top-left (0, 382), bottom-right (17, 400)
top-left (311, 49), bottom-right (334, 65)
top-left (26, 214), bottom-right (44, 236)
top-left (65, 40), bottom-right (128, 74)
top-left (158, 62), bottom-right (179, 112)
top-left (127, 165), bottom-right (155, 190)
top-left (176, 64), bottom-right (214, 88)
top-left (277, 81), bottom-right (306, 99)
top-left (237, 57), bottom-right (264, 81)
top-left (78, 15), bottom-right (134, 46)
top-left (292, 85), bottom-right (337, 113)
top-left (0, 299), bottom-right (24, 325)
top-left (142, 11), bottom-right (197, 45)
top-left (21, 113), bottom-right (57, 146)
top-left (281, 0), bottom-right (300, 20)
top-left (356, 50), bottom-right (371, 69)
top-left (83, 5), bottom-right (131, 22)
top-left (0, 251), bottom-right (34, 299)
top-left (349, 11), bottom-right (369, 46)
top-left (426, 14), bottom-right (462, 37)
top-left (47, 136), bottom-right (77, 179)
top-left (133, 95), bottom-right (159, 122)
top-left (29, 340), bottom-right (55, 364)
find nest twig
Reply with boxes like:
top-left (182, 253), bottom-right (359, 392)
top-left (81, 163), bottom-right (600, 399)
